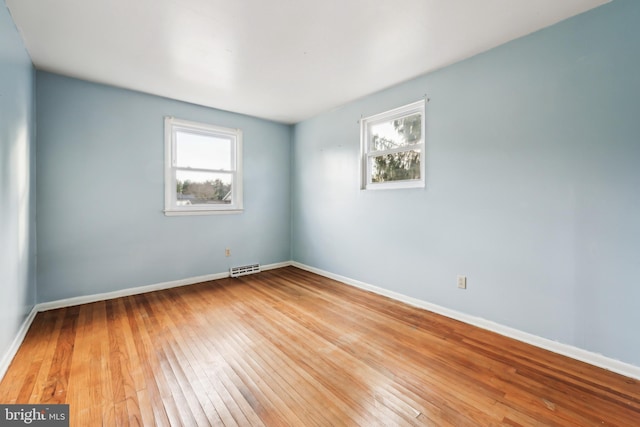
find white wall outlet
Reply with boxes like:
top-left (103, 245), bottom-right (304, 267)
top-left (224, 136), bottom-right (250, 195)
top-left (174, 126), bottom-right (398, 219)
top-left (225, 248), bottom-right (231, 257)
top-left (457, 275), bottom-right (467, 289)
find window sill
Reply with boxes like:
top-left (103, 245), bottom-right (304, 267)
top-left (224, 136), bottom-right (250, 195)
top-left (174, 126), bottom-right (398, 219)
top-left (164, 208), bottom-right (244, 216)
top-left (362, 180), bottom-right (425, 191)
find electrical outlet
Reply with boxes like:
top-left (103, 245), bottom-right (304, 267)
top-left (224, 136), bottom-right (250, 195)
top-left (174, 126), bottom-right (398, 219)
top-left (225, 248), bottom-right (231, 257)
top-left (457, 275), bottom-right (467, 289)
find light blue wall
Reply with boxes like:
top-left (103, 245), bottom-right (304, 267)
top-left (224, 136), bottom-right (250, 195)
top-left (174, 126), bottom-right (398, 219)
top-left (0, 1), bottom-right (36, 358)
top-left (36, 72), bottom-right (291, 302)
top-left (292, 0), bottom-right (640, 367)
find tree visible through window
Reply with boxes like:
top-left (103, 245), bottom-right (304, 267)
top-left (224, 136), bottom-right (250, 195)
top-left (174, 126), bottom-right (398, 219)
top-left (361, 100), bottom-right (425, 190)
top-left (176, 179), bottom-right (231, 205)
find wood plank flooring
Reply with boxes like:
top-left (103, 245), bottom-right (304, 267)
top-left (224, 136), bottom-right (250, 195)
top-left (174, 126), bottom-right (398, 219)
top-left (0, 266), bottom-right (638, 426)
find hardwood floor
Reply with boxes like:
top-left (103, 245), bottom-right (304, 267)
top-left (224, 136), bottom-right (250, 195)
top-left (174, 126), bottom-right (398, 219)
top-left (0, 267), bottom-right (638, 426)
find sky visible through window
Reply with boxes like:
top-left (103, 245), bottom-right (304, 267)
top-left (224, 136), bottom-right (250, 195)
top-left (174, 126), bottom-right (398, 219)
top-left (371, 120), bottom-right (401, 148)
top-left (370, 113), bottom-right (421, 151)
top-left (176, 131), bottom-right (231, 182)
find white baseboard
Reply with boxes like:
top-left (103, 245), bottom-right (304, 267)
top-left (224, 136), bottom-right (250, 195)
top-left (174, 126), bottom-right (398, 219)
top-left (290, 261), bottom-right (640, 381)
top-left (37, 261), bottom-right (290, 312)
top-left (36, 271), bottom-right (229, 312)
top-left (0, 306), bottom-right (38, 381)
top-left (261, 261), bottom-right (292, 271)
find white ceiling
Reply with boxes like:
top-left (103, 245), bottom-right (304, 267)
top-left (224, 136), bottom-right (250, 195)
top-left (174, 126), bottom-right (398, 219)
top-left (7, 0), bottom-right (609, 124)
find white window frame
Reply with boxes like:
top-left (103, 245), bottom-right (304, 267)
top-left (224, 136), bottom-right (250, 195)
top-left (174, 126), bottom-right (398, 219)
top-left (164, 117), bottom-right (243, 216)
top-left (360, 100), bottom-right (426, 190)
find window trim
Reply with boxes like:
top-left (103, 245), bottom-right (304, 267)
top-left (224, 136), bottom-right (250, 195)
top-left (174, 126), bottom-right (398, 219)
top-left (164, 116), bottom-right (243, 216)
top-left (360, 100), bottom-right (426, 190)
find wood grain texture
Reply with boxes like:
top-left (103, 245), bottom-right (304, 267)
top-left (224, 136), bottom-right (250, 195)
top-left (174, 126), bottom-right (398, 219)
top-left (0, 267), bottom-right (638, 426)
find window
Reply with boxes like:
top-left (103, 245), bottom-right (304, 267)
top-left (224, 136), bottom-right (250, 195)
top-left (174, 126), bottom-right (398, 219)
top-left (164, 117), bottom-right (243, 215)
top-left (360, 100), bottom-right (425, 190)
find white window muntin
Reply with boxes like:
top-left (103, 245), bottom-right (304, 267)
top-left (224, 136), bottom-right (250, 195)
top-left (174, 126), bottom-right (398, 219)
top-left (361, 100), bottom-right (425, 190)
top-left (164, 117), bottom-right (243, 215)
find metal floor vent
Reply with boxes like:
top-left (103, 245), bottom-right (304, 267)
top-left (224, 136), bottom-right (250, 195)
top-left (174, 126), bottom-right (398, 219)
top-left (230, 263), bottom-right (261, 278)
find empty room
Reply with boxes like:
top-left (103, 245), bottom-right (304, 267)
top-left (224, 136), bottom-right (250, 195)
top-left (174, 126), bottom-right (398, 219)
top-left (1, 0), bottom-right (639, 425)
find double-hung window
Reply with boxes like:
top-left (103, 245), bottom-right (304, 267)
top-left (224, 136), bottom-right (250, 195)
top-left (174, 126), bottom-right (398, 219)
top-left (164, 117), bottom-right (243, 215)
top-left (361, 100), bottom-right (425, 190)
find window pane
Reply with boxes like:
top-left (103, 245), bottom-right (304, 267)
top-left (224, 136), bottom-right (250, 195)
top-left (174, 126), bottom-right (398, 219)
top-left (370, 150), bottom-right (421, 183)
top-left (176, 131), bottom-right (232, 170)
top-left (176, 170), bottom-right (232, 205)
top-left (370, 113), bottom-right (422, 151)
